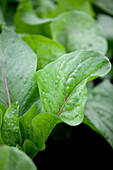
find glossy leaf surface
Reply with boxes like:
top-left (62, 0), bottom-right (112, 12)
top-left (0, 27), bottom-right (38, 115)
top-left (36, 50), bottom-right (111, 126)
top-left (1, 103), bottom-right (22, 146)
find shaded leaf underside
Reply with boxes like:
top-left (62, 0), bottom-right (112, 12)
top-left (84, 80), bottom-right (113, 148)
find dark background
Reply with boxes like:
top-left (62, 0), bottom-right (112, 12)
top-left (34, 123), bottom-right (113, 169)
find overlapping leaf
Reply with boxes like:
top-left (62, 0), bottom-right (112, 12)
top-left (0, 8), bottom-right (6, 27)
top-left (92, 0), bottom-right (113, 15)
top-left (0, 109), bottom-right (3, 144)
top-left (51, 11), bottom-right (107, 54)
top-left (0, 146), bottom-right (37, 170)
top-left (0, 27), bottom-right (38, 115)
top-left (36, 50), bottom-right (111, 126)
top-left (19, 101), bottom-right (42, 141)
top-left (14, 0), bottom-right (52, 37)
top-left (97, 14), bottom-right (113, 41)
top-left (1, 103), bottom-right (22, 146)
top-left (49, 0), bottom-right (95, 17)
top-left (19, 103), bottom-right (61, 152)
top-left (84, 80), bottom-right (113, 148)
top-left (22, 35), bottom-right (66, 70)
top-left (35, 0), bottom-right (94, 18)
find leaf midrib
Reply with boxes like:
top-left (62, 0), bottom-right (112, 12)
top-left (57, 80), bottom-right (84, 116)
top-left (0, 45), bottom-right (11, 107)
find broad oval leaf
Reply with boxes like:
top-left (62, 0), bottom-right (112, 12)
top-left (51, 11), bottom-right (107, 54)
top-left (1, 103), bottom-right (22, 146)
top-left (84, 80), bottom-right (113, 148)
top-left (0, 145), bottom-right (37, 170)
top-left (0, 27), bottom-right (38, 115)
top-left (36, 50), bottom-right (111, 126)
top-left (22, 35), bottom-right (66, 70)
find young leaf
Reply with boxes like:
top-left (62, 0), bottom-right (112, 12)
top-left (0, 104), bottom-right (7, 115)
top-left (0, 26), bottom-right (38, 115)
top-left (84, 80), bottom-right (113, 148)
top-left (35, 0), bottom-right (57, 18)
top-left (23, 139), bottom-right (38, 159)
top-left (36, 50), bottom-right (111, 126)
top-left (49, 0), bottom-right (95, 18)
top-left (92, 0), bottom-right (113, 16)
top-left (0, 109), bottom-right (3, 144)
top-left (0, 145), bottom-right (37, 170)
top-left (14, 0), bottom-right (52, 37)
top-left (0, 8), bottom-right (6, 27)
top-left (29, 112), bottom-right (61, 151)
top-left (32, 113), bottom-right (61, 143)
top-left (1, 103), bottom-right (22, 146)
top-left (51, 11), bottom-right (107, 54)
top-left (19, 101), bottom-right (42, 141)
top-left (22, 35), bottom-right (66, 70)
top-left (19, 101), bottom-right (46, 151)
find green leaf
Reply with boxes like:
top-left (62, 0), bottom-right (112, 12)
top-left (51, 11), bottom-right (107, 54)
top-left (36, 50), bottom-right (111, 126)
top-left (97, 14), bottom-right (113, 41)
top-left (32, 113), bottom-right (61, 143)
top-left (0, 109), bottom-right (3, 144)
top-left (0, 26), bottom-right (38, 115)
top-left (22, 35), bottom-right (66, 70)
top-left (0, 8), bottom-right (6, 27)
top-left (49, 0), bottom-right (95, 18)
top-left (0, 145), bottom-right (37, 170)
top-left (0, 104), bottom-right (7, 115)
top-left (20, 112), bottom-right (61, 152)
top-left (19, 101), bottom-right (42, 141)
top-left (16, 144), bottom-right (24, 151)
top-left (1, 103), bottom-right (22, 146)
top-left (92, 0), bottom-right (113, 15)
top-left (84, 80), bottom-right (113, 148)
top-left (14, 0), bottom-right (52, 37)
top-left (35, 0), bottom-right (57, 18)
top-left (23, 139), bottom-right (38, 159)
top-left (29, 112), bottom-right (61, 151)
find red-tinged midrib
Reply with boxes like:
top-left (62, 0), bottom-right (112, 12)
top-left (1, 52), bottom-right (11, 107)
